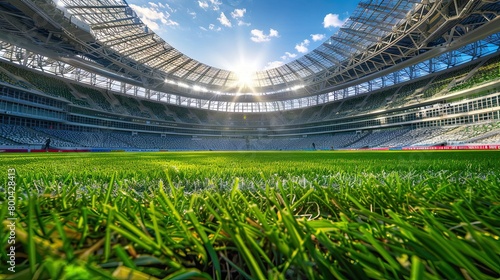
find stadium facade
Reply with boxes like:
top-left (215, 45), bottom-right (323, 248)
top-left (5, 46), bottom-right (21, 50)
top-left (0, 0), bottom-right (500, 151)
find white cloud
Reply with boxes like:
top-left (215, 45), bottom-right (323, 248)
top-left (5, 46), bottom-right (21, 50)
top-left (231, 8), bottom-right (246, 19)
top-left (209, 23), bottom-right (221, 31)
top-left (264, 60), bottom-right (284, 69)
top-left (200, 23), bottom-right (221, 32)
top-left (280, 52), bottom-right (297, 60)
top-left (189, 11), bottom-right (197, 19)
top-left (295, 39), bottom-right (310, 53)
top-left (218, 12), bottom-right (232, 27)
top-left (149, 2), bottom-right (174, 13)
top-left (311, 34), bottom-right (325, 42)
top-left (129, 4), bottom-right (179, 31)
top-left (237, 20), bottom-right (251, 26)
top-left (266, 50), bottom-right (299, 70)
top-left (198, 1), bottom-right (209, 10)
top-left (323, 13), bottom-right (346, 28)
top-left (166, 19), bottom-right (179, 27)
top-left (230, 9), bottom-right (249, 26)
top-left (269, 51), bottom-right (297, 70)
top-left (250, 30), bottom-right (266, 42)
top-left (250, 28), bottom-right (279, 43)
top-left (199, 0), bottom-right (222, 11)
top-left (209, 0), bottom-right (222, 10)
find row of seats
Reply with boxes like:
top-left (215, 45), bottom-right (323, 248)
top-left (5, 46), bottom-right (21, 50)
top-left (141, 100), bottom-right (176, 122)
top-left (0, 61), bottom-right (90, 107)
top-left (382, 127), bottom-right (446, 147)
top-left (0, 125), bottom-right (75, 147)
top-left (0, 61), bottom-right (180, 121)
top-left (0, 122), bottom-right (498, 149)
top-left (451, 55), bottom-right (500, 92)
top-left (113, 94), bottom-right (151, 118)
top-left (35, 128), bottom-right (133, 148)
top-left (346, 129), bottom-right (410, 148)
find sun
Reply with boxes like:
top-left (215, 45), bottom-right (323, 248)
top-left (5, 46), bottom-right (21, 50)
top-left (231, 59), bottom-right (259, 91)
top-left (235, 67), bottom-right (254, 86)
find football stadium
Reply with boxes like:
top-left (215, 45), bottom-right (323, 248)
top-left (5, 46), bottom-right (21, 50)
top-left (1, 0), bottom-right (500, 279)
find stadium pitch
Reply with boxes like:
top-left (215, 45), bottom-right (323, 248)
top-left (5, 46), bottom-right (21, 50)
top-left (1, 151), bottom-right (499, 279)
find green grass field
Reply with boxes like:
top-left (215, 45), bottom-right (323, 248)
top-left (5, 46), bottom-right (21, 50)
top-left (1, 151), bottom-right (500, 279)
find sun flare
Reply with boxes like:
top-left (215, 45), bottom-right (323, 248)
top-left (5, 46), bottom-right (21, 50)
top-left (234, 64), bottom-right (257, 87)
top-left (235, 67), bottom-right (254, 86)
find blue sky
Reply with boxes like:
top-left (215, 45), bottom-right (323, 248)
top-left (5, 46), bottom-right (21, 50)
top-left (127, 0), bottom-right (359, 71)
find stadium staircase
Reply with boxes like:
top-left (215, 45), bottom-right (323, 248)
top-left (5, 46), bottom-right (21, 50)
top-left (465, 129), bottom-right (500, 144)
top-left (70, 83), bottom-right (113, 112)
top-left (0, 67), bottom-right (33, 90)
top-left (341, 132), bottom-right (370, 148)
top-left (385, 86), bottom-right (402, 108)
top-left (137, 101), bottom-right (156, 118)
top-left (454, 59), bottom-right (489, 87)
top-left (66, 83), bottom-right (89, 100)
top-left (0, 63), bottom-right (36, 91)
top-left (106, 93), bottom-right (129, 115)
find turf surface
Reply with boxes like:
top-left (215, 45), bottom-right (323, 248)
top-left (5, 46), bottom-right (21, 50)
top-left (1, 151), bottom-right (499, 279)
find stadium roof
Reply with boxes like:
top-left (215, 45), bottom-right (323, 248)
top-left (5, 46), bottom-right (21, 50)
top-left (55, 0), bottom-right (418, 93)
top-left (0, 0), bottom-right (499, 112)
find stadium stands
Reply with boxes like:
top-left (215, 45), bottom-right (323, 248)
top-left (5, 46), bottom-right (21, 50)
top-left (0, 68), bottom-right (33, 90)
top-left (35, 128), bottom-right (133, 148)
top-left (387, 78), bottom-right (432, 109)
top-left (0, 61), bottom-right (90, 107)
top-left (0, 125), bottom-right (75, 147)
top-left (2, 118), bottom-right (499, 150)
top-left (363, 88), bottom-right (397, 112)
top-left (0, 1), bottom-right (499, 151)
top-left (0, 62), bottom-right (37, 90)
top-left (451, 55), bottom-right (500, 92)
top-left (423, 63), bottom-right (480, 99)
top-left (166, 106), bottom-right (201, 124)
top-left (141, 100), bottom-right (176, 122)
top-left (345, 129), bottom-right (410, 148)
top-left (2, 73), bottom-right (500, 150)
top-left (71, 83), bottom-right (113, 112)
